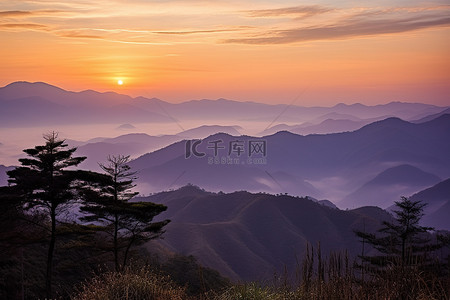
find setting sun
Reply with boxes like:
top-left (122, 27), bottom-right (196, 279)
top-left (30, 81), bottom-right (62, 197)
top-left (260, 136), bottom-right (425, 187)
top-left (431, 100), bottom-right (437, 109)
top-left (117, 80), bottom-right (123, 86)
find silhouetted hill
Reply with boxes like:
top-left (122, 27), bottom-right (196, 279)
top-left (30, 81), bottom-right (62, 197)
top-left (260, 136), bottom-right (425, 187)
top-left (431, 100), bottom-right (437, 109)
top-left (116, 123), bottom-right (136, 130)
top-left (339, 165), bottom-right (441, 209)
top-left (72, 133), bottom-right (181, 171)
top-left (260, 114), bottom-right (391, 136)
top-left (369, 165), bottom-right (439, 185)
top-left (260, 119), bottom-right (366, 135)
top-left (412, 108), bottom-right (450, 123)
top-left (314, 112), bottom-right (363, 122)
top-left (69, 125), bottom-right (247, 171)
top-left (0, 82), bottom-right (171, 126)
top-left (177, 125), bottom-right (242, 139)
top-left (292, 119), bottom-right (367, 135)
top-left (1, 82), bottom-right (446, 127)
top-left (0, 81), bottom-right (66, 101)
top-left (139, 186), bottom-right (392, 281)
top-left (305, 196), bottom-right (338, 209)
top-left (332, 101), bottom-right (445, 121)
top-left (409, 178), bottom-right (450, 230)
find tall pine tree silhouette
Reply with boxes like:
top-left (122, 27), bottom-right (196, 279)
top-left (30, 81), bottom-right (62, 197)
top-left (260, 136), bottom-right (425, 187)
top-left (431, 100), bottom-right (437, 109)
top-left (355, 196), bottom-right (438, 272)
top-left (7, 132), bottom-right (86, 299)
top-left (80, 155), bottom-right (170, 271)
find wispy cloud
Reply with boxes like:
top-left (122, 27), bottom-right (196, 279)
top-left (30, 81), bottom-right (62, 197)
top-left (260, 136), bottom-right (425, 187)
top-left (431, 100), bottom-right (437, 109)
top-left (246, 5), bottom-right (333, 19)
top-left (0, 9), bottom-right (67, 17)
top-left (2, 3), bottom-right (449, 47)
top-left (225, 8), bottom-right (450, 44)
top-left (54, 29), bottom-right (172, 45)
top-left (0, 10), bottom-right (33, 17)
top-left (0, 23), bottom-right (49, 30)
top-left (153, 28), bottom-right (240, 35)
top-left (103, 40), bottom-right (171, 45)
top-left (57, 30), bottom-right (103, 39)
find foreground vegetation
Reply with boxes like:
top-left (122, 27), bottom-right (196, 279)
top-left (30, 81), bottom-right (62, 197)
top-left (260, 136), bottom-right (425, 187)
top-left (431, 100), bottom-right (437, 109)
top-left (72, 250), bottom-right (449, 300)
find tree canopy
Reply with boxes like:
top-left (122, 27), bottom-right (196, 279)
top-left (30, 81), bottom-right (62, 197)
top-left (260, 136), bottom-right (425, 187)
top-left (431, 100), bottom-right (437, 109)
top-left (80, 155), bottom-right (170, 271)
top-left (355, 196), bottom-right (439, 270)
top-left (6, 132), bottom-right (87, 298)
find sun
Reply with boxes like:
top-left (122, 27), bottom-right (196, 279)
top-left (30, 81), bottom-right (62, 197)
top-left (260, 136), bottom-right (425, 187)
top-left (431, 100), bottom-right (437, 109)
top-left (117, 79), bottom-right (123, 86)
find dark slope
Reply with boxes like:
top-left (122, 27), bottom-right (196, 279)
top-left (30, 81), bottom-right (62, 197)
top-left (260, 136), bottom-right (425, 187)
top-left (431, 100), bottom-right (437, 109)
top-left (139, 186), bottom-right (392, 281)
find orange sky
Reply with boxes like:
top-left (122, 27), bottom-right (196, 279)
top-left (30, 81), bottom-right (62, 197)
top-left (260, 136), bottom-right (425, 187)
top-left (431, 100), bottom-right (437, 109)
top-left (1, 1), bottom-right (449, 106)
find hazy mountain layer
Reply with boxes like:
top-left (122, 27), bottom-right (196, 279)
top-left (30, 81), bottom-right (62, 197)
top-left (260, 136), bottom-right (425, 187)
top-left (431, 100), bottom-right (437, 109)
top-left (129, 115), bottom-right (450, 210)
top-left (408, 178), bottom-right (450, 230)
top-left (1, 82), bottom-right (446, 127)
top-left (340, 164), bottom-right (441, 209)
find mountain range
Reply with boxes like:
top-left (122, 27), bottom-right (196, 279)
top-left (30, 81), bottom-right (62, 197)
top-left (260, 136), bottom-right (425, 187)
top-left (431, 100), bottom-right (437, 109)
top-left (128, 115), bottom-right (450, 210)
top-left (138, 185), bottom-right (394, 281)
top-left (1, 82), bottom-right (449, 212)
top-left (0, 82), bottom-right (174, 126)
top-left (340, 164), bottom-right (441, 208)
top-left (1, 81), bottom-right (449, 281)
top-left (1, 81), bottom-right (447, 127)
top-left (67, 126), bottom-right (243, 171)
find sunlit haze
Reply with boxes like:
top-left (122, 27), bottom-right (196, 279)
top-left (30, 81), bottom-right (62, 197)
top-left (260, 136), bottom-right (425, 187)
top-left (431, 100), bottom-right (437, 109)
top-left (1, 0), bottom-right (449, 105)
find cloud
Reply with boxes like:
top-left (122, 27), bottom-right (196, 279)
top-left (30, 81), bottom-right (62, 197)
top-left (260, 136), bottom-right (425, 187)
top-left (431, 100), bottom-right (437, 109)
top-left (0, 23), bottom-right (49, 30)
top-left (153, 28), bottom-right (241, 35)
top-left (55, 30), bottom-right (171, 45)
top-left (246, 5), bottom-right (333, 19)
top-left (57, 30), bottom-right (103, 39)
top-left (0, 9), bottom-right (67, 18)
top-left (0, 11), bottom-right (33, 17)
top-left (225, 10), bottom-right (450, 44)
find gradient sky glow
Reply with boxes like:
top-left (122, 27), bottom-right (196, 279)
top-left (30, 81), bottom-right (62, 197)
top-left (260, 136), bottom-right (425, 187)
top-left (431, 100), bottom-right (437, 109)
top-left (1, 0), bottom-right (449, 105)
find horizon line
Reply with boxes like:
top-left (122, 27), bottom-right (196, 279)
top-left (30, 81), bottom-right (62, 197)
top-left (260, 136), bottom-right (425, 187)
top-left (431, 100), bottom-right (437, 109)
top-left (1, 80), bottom-right (446, 108)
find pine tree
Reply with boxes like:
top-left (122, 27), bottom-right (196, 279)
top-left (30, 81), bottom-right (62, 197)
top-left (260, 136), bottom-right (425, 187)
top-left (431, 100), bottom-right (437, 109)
top-left (355, 196), bottom-right (437, 271)
top-left (80, 155), bottom-right (170, 271)
top-left (6, 132), bottom-right (86, 299)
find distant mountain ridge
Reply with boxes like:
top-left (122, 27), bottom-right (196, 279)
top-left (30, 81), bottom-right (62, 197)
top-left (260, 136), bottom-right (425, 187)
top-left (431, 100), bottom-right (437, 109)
top-left (1, 81), bottom-right (449, 212)
top-left (412, 107), bottom-right (450, 123)
top-left (0, 82), bottom-right (171, 126)
top-left (67, 125), bottom-right (244, 171)
top-left (261, 118), bottom-right (377, 136)
top-left (1, 81), bottom-right (447, 127)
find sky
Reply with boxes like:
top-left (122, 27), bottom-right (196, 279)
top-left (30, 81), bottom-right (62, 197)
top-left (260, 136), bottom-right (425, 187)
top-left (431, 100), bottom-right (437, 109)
top-left (0, 0), bottom-right (449, 106)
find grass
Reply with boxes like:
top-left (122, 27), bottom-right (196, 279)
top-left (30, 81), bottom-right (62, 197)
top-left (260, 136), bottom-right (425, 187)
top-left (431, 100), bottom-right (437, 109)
top-left (72, 266), bottom-right (188, 300)
top-left (72, 249), bottom-right (449, 300)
